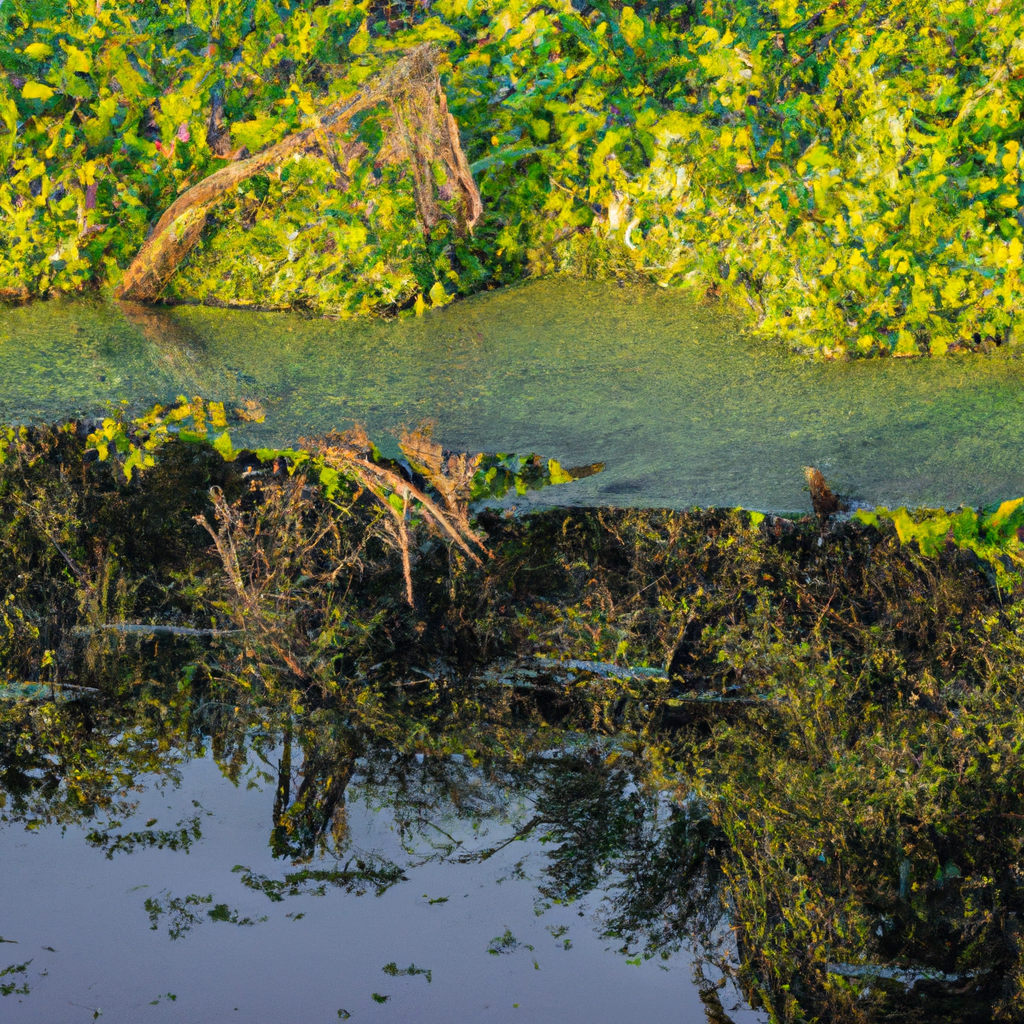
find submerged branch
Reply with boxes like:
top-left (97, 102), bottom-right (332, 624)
top-left (73, 624), bottom-right (242, 638)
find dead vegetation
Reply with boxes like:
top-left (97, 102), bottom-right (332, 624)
top-left (303, 425), bottom-right (486, 607)
top-left (804, 465), bottom-right (843, 527)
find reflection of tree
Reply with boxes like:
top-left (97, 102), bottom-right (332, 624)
top-left (117, 300), bottom-right (215, 400)
top-left (268, 715), bottom-right (360, 862)
top-left (351, 744), bottom-right (725, 967)
top-left (529, 750), bottom-right (723, 961)
top-left (3, 677), bottom-right (1019, 1023)
top-left (0, 693), bottom-right (192, 829)
top-left (358, 752), bottom-right (530, 860)
top-left (86, 814), bottom-right (204, 858)
top-left (233, 861), bottom-right (405, 900)
top-left (143, 890), bottom-right (265, 940)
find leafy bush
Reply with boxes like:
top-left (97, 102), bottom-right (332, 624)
top-left (2, 0), bottom-right (1023, 351)
top-left (857, 497), bottom-right (1024, 591)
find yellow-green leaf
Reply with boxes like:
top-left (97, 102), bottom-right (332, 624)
top-left (63, 45), bottom-right (92, 74)
top-left (547, 459), bottom-right (574, 485)
top-left (349, 22), bottom-right (370, 54)
top-left (212, 431), bottom-right (236, 461)
top-left (22, 82), bottom-right (56, 101)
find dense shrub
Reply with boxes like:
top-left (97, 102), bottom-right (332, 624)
top-left (2, 0), bottom-right (1023, 351)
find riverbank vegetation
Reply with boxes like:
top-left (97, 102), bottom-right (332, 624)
top-left (2, 0), bottom-right (1022, 355)
top-left (5, 415), bottom-right (1024, 1019)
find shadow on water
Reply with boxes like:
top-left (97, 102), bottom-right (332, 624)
top-left (5, 280), bottom-right (1024, 511)
top-left (116, 301), bottom-right (217, 401)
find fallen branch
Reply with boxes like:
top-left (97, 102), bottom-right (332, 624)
top-left (0, 682), bottom-right (101, 700)
top-left (115, 45), bottom-right (481, 302)
top-left (73, 623), bottom-right (241, 638)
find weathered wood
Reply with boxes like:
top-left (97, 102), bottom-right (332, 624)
top-left (73, 623), bottom-right (241, 637)
top-left (115, 45), bottom-right (481, 303)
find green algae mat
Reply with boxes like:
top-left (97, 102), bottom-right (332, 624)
top-left (5, 280), bottom-right (1024, 514)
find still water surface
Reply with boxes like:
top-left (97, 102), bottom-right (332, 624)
top-left (3, 282), bottom-right (1018, 1021)
top-left (4, 281), bottom-right (1024, 511)
top-left (1, 718), bottom-right (761, 1024)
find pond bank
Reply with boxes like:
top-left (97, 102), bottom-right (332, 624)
top-left (4, 0), bottom-right (1022, 357)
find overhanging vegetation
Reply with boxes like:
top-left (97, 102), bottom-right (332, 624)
top-left (2, 0), bottom-right (1022, 354)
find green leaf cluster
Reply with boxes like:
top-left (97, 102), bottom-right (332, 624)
top-left (84, 395), bottom-right (236, 480)
top-left (84, 396), bottom-right (593, 504)
top-left (471, 453), bottom-right (587, 501)
top-left (856, 495), bottom-right (1024, 591)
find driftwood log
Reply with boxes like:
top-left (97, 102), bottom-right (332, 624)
top-left (116, 45), bottom-right (481, 303)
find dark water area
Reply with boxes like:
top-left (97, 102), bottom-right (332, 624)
top-left (5, 281), bottom-right (1024, 512)
top-left (0, 692), bottom-right (762, 1024)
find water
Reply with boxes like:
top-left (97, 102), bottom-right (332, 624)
top-left (0, 693), bottom-right (761, 1024)
top-left (4, 282), bottom-right (1024, 512)
top-left (3, 283), bottom-right (1020, 1022)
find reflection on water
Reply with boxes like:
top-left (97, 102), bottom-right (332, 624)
top-left (0, 685), bottom-right (760, 1024)
top-left (1, 659), bottom-right (1014, 1024)
top-left (4, 282), bottom-right (1024, 511)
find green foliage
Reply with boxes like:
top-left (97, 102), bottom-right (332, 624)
top-left (233, 861), bottom-right (406, 899)
top-left (472, 453), bottom-right (594, 500)
top-left (0, 960), bottom-right (32, 998)
top-left (856, 495), bottom-right (1024, 591)
top-left (85, 395), bottom-right (235, 481)
top-left (84, 397), bottom-right (592, 505)
top-left (85, 814), bottom-right (204, 859)
top-left (486, 927), bottom-right (532, 955)
top-left (142, 890), bottom-right (264, 940)
top-left (382, 962), bottom-right (432, 983)
top-left (4, 0), bottom-right (1022, 354)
